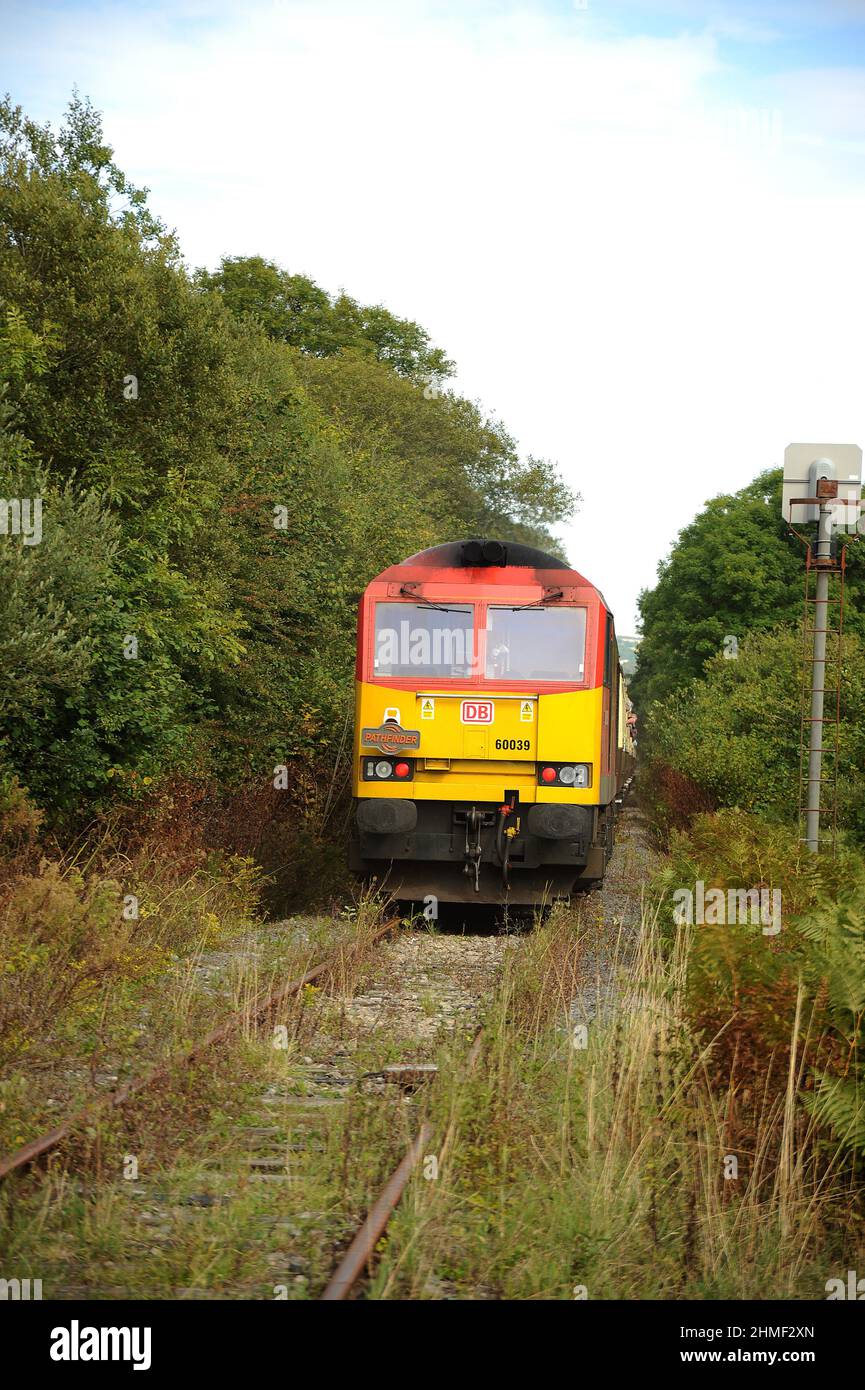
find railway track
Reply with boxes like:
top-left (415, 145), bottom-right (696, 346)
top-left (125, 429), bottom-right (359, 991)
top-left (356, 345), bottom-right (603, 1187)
top-left (1, 812), bottom-right (645, 1299)
top-left (0, 915), bottom-right (402, 1184)
top-left (320, 1027), bottom-right (487, 1300)
top-left (0, 904), bottom-right (516, 1299)
top-left (320, 1119), bottom-right (435, 1299)
top-left (315, 804), bottom-right (649, 1300)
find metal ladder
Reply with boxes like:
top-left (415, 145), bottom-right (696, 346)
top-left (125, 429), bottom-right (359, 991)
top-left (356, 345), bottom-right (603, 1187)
top-left (797, 546), bottom-right (846, 854)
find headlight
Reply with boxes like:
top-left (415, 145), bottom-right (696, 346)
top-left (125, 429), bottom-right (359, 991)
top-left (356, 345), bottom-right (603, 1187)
top-left (537, 763), bottom-right (591, 787)
top-left (362, 757), bottom-right (415, 781)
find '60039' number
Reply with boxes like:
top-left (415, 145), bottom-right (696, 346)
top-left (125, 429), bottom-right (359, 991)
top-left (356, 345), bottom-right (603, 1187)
top-left (495, 738), bottom-right (530, 751)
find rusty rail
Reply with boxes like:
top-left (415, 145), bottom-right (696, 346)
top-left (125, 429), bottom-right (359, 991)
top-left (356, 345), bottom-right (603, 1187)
top-left (320, 1026), bottom-right (486, 1300)
top-left (320, 1121), bottom-right (434, 1301)
top-left (0, 916), bottom-right (400, 1183)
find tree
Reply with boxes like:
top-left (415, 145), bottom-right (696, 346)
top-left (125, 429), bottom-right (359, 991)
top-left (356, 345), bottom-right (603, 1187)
top-left (196, 255), bottom-right (454, 381)
top-left (631, 468), bottom-right (865, 712)
top-left (0, 94), bottom-right (575, 821)
top-left (643, 627), bottom-right (865, 838)
top-left (295, 349), bottom-right (575, 551)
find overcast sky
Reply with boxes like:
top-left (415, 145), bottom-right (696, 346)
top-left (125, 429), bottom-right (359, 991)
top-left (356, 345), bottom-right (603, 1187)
top-left (3, 0), bottom-right (865, 630)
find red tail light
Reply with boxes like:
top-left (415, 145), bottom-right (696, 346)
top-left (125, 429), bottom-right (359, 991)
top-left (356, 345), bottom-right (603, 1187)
top-left (541, 766), bottom-right (557, 783)
top-left (394, 762), bottom-right (410, 779)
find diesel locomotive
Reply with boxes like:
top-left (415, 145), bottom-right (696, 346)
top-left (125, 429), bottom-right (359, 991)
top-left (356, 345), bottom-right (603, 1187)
top-left (350, 539), bottom-right (635, 906)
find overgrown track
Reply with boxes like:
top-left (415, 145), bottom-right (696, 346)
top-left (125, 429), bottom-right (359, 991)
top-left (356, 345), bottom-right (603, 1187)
top-left (0, 903), bottom-right (523, 1299)
top-left (1, 884), bottom-right (615, 1292)
top-left (320, 1028), bottom-right (487, 1300)
top-left (0, 916), bottom-right (402, 1184)
top-left (320, 1120), bottom-right (434, 1299)
top-left (318, 806), bottom-right (649, 1299)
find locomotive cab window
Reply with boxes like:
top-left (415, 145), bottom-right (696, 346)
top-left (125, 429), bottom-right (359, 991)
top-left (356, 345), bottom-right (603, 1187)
top-left (485, 606), bottom-right (586, 682)
top-left (374, 602), bottom-right (475, 678)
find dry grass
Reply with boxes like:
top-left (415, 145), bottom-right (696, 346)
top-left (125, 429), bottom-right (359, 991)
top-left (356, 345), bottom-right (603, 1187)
top-left (3, 828), bottom-right (861, 1302)
top-left (0, 887), bottom-right (404, 1299)
top-left (368, 899), bottom-right (865, 1300)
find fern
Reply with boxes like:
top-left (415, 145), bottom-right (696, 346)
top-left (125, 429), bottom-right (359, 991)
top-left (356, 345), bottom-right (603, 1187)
top-left (805, 1075), bottom-right (865, 1157)
top-left (798, 894), bottom-right (865, 1025)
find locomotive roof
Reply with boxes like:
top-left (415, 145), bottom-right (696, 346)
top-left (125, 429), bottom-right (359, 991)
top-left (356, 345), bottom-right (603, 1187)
top-left (401, 539), bottom-right (568, 569)
top-left (373, 539), bottom-right (603, 599)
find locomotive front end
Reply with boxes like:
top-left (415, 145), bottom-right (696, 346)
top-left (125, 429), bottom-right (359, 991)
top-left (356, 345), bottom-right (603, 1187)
top-left (350, 540), bottom-right (630, 906)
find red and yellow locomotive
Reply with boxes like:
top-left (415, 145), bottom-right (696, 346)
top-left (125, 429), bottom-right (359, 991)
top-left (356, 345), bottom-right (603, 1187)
top-left (350, 539), bottom-right (634, 906)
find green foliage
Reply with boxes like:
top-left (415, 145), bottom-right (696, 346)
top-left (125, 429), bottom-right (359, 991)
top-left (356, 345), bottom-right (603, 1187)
top-left (655, 809), bottom-right (865, 1158)
top-left (807, 1076), bottom-right (865, 1158)
top-left (0, 95), bottom-right (575, 824)
top-left (196, 253), bottom-right (454, 380)
top-left (632, 468), bottom-right (865, 711)
top-left (798, 894), bottom-right (865, 1155)
top-left (658, 809), bottom-right (853, 925)
top-left (295, 348), bottom-right (575, 549)
top-left (642, 627), bottom-right (865, 840)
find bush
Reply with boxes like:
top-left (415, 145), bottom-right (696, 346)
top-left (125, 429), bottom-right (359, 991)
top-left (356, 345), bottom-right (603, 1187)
top-left (653, 809), bottom-right (865, 1158)
top-left (0, 771), bottom-right (42, 848)
top-left (0, 837), bottom-right (264, 1072)
top-left (641, 627), bottom-right (865, 842)
top-left (0, 95), bottom-right (575, 832)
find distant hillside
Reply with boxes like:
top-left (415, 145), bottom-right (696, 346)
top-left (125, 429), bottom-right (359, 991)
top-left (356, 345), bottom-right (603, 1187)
top-left (617, 635), bottom-right (641, 680)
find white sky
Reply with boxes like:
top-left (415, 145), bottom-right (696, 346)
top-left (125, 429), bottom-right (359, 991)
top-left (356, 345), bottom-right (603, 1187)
top-left (4, 0), bottom-right (865, 629)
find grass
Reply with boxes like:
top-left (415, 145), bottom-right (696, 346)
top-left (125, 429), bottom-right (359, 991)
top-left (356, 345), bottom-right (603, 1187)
top-left (367, 898), bottom-right (865, 1300)
top-left (0, 894), bottom-right (404, 1299)
top-left (3, 807), bottom-right (863, 1301)
top-left (0, 811), bottom-right (398, 1157)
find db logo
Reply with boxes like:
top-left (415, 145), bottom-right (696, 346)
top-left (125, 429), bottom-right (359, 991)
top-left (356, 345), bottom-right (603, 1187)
top-left (461, 700), bottom-right (493, 724)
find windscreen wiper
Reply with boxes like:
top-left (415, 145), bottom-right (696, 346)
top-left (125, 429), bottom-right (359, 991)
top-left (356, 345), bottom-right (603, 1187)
top-left (494, 588), bottom-right (565, 611)
top-left (398, 585), bottom-right (468, 613)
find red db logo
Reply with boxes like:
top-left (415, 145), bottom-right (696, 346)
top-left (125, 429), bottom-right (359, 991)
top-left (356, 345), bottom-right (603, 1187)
top-left (461, 700), bottom-right (493, 724)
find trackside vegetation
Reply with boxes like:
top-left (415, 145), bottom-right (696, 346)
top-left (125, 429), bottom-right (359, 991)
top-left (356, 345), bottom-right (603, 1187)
top-left (634, 462), bottom-right (865, 1206)
top-left (373, 850), bottom-right (865, 1299)
top-left (2, 90), bottom-right (864, 1304)
top-left (0, 91), bottom-right (576, 1245)
top-left (0, 94), bottom-right (574, 844)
